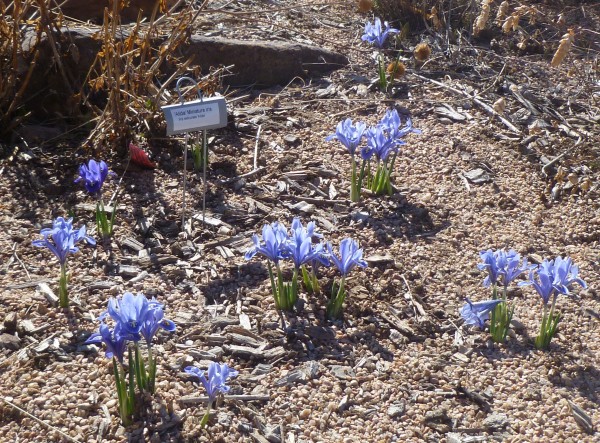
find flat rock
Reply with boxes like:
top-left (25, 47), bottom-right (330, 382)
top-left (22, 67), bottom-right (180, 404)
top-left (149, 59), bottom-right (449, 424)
top-left (464, 168), bottom-right (492, 184)
top-left (274, 361), bottom-right (320, 387)
top-left (22, 29), bottom-right (348, 118)
top-left (365, 254), bottom-right (395, 266)
top-left (0, 333), bottom-right (21, 350)
top-left (330, 365), bottom-right (355, 381)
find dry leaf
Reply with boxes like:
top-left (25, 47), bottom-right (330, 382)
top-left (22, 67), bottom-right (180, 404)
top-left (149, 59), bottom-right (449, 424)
top-left (428, 6), bottom-right (442, 31)
top-left (580, 177), bottom-right (592, 192)
top-left (554, 166), bottom-right (567, 182)
top-left (473, 0), bottom-right (491, 35)
top-left (567, 173), bottom-right (578, 186)
top-left (551, 29), bottom-right (575, 67)
top-left (492, 97), bottom-right (506, 114)
top-left (496, 1), bottom-right (509, 25)
top-left (502, 15), bottom-right (516, 33)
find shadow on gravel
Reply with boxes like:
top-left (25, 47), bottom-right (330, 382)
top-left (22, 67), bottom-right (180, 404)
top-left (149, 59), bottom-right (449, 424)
top-left (548, 361), bottom-right (600, 404)
top-left (363, 195), bottom-right (450, 242)
top-left (200, 261), bottom-right (268, 304)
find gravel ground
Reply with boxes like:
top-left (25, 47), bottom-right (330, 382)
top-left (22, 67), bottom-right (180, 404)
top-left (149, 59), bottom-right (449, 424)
top-left (1, 1), bottom-right (599, 442)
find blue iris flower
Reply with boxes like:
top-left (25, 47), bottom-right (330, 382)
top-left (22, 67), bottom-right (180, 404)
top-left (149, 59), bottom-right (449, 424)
top-left (101, 292), bottom-right (150, 339)
top-left (379, 109), bottom-right (422, 142)
top-left (245, 222), bottom-right (290, 264)
top-left (327, 238), bottom-right (368, 277)
top-left (361, 125), bottom-right (399, 161)
top-left (361, 17), bottom-right (398, 48)
top-left (184, 362), bottom-right (239, 402)
top-left (519, 256), bottom-right (587, 305)
top-left (141, 299), bottom-right (176, 344)
top-left (32, 217), bottom-right (96, 265)
top-left (285, 218), bottom-right (326, 269)
top-left (478, 249), bottom-right (531, 288)
top-left (325, 118), bottom-right (366, 156)
top-left (85, 322), bottom-right (129, 363)
top-left (75, 159), bottom-right (110, 194)
top-left (460, 297), bottom-right (504, 328)
top-left (310, 241), bottom-right (331, 269)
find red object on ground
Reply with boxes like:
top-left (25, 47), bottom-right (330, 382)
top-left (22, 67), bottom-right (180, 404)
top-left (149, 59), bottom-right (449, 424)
top-left (129, 142), bottom-right (156, 169)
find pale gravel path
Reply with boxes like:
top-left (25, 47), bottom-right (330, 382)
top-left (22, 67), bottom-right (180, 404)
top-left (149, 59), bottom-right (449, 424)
top-left (0, 0), bottom-right (599, 442)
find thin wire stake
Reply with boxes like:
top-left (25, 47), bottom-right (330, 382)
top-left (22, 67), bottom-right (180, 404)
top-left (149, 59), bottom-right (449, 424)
top-left (202, 129), bottom-right (207, 224)
top-left (182, 132), bottom-right (189, 228)
top-left (174, 76), bottom-right (203, 232)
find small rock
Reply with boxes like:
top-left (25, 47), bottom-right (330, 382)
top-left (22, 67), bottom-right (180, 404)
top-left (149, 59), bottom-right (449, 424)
top-left (330, 365), bottom-right (355, 380)
top-left (364, 254), bottom-right (394, 266)
top-left (291, 201), bottom-right (315, 214)
top-left (3, 312), bottom-right (17, 333)
top-left (17, 319), bottom-right (36, 336)
top-left (283, 134), bottom-right (299, 146)
top-left (233, 179), bottom-right (246, 191)
top-left (0, 333), bottom-right (21, 350)
top-left (266, 425), bottom-right (282, 443)
top-left (217, 412), bottom-right (231, 427)
top-left (356, 84), bottom-right (369, 97)
top-left (338, 395), bottom-right (350, 412)
top-left (238, 422), bottom-right (253, 433)
top-left (424, 408), bottom-right (452, 433)
top-left (351, 211), bottom-right (369, 223)
top-left (274, 361), bottom-right (320, 387)
top-left (387, 402), bottom-right (405, 419)
top-left (483, 412), bottom-right (509, 431)
top-left (299, 409), bottom-right (311, 420)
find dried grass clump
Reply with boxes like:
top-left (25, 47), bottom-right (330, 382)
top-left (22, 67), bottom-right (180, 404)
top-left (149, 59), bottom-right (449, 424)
top-left (374, 0), bottom-right (438, 30)
top-left (0, 0), bottom-right (45, 139)
top-left (84, 1), bottom-right (213, 155)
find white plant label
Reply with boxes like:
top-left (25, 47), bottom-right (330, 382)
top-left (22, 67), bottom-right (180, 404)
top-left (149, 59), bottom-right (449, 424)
top-left (162, 96), bottom-right (227, 136)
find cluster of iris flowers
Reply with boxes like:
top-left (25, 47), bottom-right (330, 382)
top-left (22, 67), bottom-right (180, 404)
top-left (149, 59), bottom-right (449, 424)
top-left (461, 250), bottom-right (586, 349)
top-left (86, 292), bottom-right (176, 425)
top-left (327, 109), bottom-right (420, 201)
top-left (245, 218), bottom-right (367, 320)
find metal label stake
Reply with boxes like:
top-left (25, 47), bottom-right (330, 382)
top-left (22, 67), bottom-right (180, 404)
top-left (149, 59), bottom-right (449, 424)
top-left (161, 76), bottom-right (227, 232)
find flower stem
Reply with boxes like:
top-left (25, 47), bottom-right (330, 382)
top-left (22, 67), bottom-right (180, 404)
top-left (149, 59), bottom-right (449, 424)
top-left (378, 52), bottom-right (387, 90)
top-left (267, 262), bottom-right (279, 309)
top-left (350, 157), bottom-right (359, 202)
top-left (58, 263), bottom-right (69, 308)
top-left (147, 343), bottom-right (156, 394)
top-left (327, 277), bottom-right (346, 320)
top-left (200, 401), bottom-right (212, 428)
